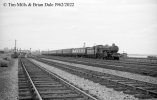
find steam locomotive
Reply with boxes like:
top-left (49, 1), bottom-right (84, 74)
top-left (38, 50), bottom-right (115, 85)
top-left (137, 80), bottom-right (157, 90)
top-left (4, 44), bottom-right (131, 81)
top-left (42, 43), bottom-right (120, 60)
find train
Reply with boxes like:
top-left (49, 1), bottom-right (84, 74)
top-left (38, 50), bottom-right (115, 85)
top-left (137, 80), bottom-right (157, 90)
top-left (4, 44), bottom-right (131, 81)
top-left (42, 43), bottom-right (120, 60)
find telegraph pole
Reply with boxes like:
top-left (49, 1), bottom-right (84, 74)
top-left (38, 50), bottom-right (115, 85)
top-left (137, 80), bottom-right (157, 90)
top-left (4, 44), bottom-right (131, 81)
top-left (12, 39), bottom-right (18, 58)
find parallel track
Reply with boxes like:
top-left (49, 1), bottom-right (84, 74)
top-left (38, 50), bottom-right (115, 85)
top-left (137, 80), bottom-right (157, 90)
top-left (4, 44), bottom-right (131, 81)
top-left (38, 56), bottom-right (157, 77)
top-left (39, 55), bottom-right (157, 66)
top-left (18, 58), bottom-right (98, 100)
top-left (35, 58), bottom-right (157, 99)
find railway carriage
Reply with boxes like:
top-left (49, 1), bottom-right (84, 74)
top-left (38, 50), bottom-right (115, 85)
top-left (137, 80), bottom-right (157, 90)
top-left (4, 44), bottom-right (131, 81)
top-left (86, 47), bottom-right (95, 58)
top-left (62, 49), bottom-right (72, 56)
top-left (72, 48), bottom-right (86, 57)
top-left (41, 51), bottom-right (49, 55)
top-left (56, 50), bottom-right (63, 56)
top-left (49, 50), bottom-right (57, 56)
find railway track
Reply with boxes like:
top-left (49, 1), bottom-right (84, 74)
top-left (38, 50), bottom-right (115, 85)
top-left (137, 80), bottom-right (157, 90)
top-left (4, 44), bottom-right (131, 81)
top-left (38, 56), bottom-right (157, 77)
top-left (39, 55), bottom-right (157, 66)
top-left (34, 58), bottom-right (157, 99)
top-left (18, 58), bottom-right (98, 100)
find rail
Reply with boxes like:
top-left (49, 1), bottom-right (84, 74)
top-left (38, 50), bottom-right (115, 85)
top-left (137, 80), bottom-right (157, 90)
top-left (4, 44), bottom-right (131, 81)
top-left (29, 58), bottom-right (98, 100)
top-left (21, 59), bottom-right (43, 100)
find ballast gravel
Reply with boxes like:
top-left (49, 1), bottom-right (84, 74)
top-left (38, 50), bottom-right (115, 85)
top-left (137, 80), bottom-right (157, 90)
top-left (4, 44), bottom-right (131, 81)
top-left (31, 59), bottom-right (139, 100)
top-left (42, 58), bottom-right (157, 85)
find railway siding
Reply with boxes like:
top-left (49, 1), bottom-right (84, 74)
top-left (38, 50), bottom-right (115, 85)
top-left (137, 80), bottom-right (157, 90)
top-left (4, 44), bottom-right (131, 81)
top-left (30, 58), bottom-right (140, 100)
top-left (42, 58), bottom-right (157, 85)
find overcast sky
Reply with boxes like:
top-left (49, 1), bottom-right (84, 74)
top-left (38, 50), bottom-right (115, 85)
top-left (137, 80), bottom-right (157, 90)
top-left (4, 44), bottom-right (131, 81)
top-left (0, 0), bottom-right (157, 55)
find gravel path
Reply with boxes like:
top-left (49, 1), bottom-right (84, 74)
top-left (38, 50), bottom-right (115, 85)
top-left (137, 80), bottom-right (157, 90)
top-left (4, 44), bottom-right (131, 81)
top-left (0, 59), bottom-right (18, 100)
top-left (31, 58), bottom-right (139, 100)
top-left (42, 58), bottom-right (157, 85)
